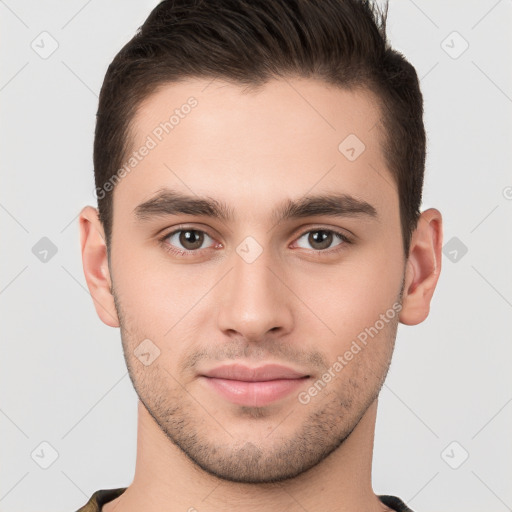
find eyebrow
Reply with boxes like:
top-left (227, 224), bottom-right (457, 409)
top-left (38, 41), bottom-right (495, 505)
top-left (133, 188), bottom-right (378, 224)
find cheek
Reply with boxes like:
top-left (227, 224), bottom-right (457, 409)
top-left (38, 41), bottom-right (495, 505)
top-left (293, 248), bottom-right (403, 345)
top-left (111, 243), bottom-right (213, 338)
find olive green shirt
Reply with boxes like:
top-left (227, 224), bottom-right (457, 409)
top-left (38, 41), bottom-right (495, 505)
top-left (75, 487), bottom-right (415, 511)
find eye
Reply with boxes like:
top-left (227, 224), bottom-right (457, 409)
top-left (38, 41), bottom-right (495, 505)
top-left (160, 227), bottom-right (218, 256)
top-left (158, 225), bottom-right (352, 258)
top-left (293, 228), bottom-right (351, 252)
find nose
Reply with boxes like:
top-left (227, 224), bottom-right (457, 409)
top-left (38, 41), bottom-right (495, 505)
top-left (215, 241), bottom-right (294, 342)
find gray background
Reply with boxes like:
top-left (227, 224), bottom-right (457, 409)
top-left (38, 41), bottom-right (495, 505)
top-left (1, 1), bottom-right (511, 511)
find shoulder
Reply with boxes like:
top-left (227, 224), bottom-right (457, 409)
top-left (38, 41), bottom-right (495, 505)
top-left (75, 487), bottom-right (127, 512)
top-left (378, 494), bottom-right (415, 512)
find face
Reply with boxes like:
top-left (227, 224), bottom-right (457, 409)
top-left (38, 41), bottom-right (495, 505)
top-left (108, 77), bottom-right (405, 483)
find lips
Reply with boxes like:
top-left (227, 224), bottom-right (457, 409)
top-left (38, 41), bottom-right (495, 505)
top-left (199, 364), bottom-right (311, 407)
top-left (201, 363), bottom-right (309, 381)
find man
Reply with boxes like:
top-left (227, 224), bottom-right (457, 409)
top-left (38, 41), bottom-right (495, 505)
top-left (77, 0), bottom-right (442, 510)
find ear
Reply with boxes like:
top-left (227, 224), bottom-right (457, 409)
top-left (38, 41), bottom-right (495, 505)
top-left (79, 206), bottom-right (120, 328)
top-left (399, 208), bottom-right (443, 325)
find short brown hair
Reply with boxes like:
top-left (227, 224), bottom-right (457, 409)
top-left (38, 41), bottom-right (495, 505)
top-left (94, 0), bottom-right (425, 257)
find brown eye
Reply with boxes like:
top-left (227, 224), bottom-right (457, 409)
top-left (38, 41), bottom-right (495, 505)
top-left (309, 230), bottom-right (332, 250)
top-left (295, 229), bottom-right (349, 251)
top-left (164, 229), bottom-right (213, 252)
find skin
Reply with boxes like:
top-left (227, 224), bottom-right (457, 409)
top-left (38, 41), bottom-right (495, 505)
top-left (79, 77), bottom-right (442, 512)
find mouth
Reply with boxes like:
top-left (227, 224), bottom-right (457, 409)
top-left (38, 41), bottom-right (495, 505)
top-left (199, 363), bottom-right (311, 407)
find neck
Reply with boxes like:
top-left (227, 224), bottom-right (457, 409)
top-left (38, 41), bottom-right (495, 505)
top-left (104, 399), bottom-right (390, 512)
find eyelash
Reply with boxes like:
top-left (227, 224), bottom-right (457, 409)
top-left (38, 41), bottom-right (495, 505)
top-left (158, 225), bottom-right (353, 258)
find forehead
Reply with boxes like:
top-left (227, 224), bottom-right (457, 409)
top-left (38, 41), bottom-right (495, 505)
top-left (131, 77), bottom-right (384, 153)
top-left (115, 77), bottom-right (396, 221)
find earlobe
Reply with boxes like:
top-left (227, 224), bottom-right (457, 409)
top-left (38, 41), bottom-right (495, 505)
top-left (79, 206), bottom-right (120, 328)
top-left (399, 208), bottom-right (443, 326)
